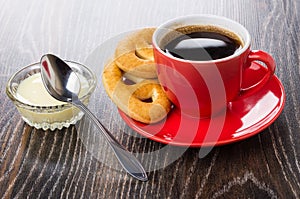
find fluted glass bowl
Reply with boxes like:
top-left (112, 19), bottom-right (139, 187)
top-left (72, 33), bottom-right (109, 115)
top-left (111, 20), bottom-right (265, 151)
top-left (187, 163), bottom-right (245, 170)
top-left (6, 61), bottom-right (97, 131)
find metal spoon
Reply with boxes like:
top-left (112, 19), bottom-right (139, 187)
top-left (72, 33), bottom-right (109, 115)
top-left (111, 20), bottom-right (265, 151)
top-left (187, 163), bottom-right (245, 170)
top-left (40, 54), bottom-right (148, 181)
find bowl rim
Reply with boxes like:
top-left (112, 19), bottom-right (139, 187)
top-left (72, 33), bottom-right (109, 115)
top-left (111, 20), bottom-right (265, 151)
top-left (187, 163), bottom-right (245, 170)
top-left (6, 60), bottom-right (97, 110)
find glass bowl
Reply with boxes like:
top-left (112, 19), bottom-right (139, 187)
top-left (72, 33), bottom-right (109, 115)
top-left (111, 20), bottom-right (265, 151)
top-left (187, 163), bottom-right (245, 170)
top-left (6, 61), bottom-right (97, 131)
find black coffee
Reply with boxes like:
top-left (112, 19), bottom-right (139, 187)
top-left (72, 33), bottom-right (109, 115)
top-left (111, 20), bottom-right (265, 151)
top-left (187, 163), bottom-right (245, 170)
top-left (162, 25), bottom-right (243, 61)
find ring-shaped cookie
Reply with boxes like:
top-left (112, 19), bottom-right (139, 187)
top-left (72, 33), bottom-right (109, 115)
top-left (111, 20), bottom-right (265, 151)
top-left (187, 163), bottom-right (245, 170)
top-left (114, 28), bottom-right (157, 79)
top-left (102, 61), bottom-right (171, 124)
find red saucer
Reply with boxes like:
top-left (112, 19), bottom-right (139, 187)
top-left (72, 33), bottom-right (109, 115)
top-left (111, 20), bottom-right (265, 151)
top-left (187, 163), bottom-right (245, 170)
top-left (118, 62), bottom-right (285, 147)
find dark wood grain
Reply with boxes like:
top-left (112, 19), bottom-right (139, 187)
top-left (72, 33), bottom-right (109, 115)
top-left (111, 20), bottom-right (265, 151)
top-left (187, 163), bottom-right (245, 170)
top-left (1, 0), bottom-right (300, 198)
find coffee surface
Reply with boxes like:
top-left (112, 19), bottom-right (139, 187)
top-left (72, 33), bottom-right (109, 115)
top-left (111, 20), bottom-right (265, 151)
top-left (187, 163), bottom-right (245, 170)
top-left (162, 25), bottom-right (243, 61)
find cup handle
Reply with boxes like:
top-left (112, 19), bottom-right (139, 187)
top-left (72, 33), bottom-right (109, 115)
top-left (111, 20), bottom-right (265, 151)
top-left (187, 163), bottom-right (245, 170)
top-left (240, 50), bottom-right (276, 97)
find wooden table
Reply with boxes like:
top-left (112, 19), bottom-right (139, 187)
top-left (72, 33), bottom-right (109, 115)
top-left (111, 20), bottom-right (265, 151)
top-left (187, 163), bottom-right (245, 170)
top-left (1, 0), bottom-right (299, 198)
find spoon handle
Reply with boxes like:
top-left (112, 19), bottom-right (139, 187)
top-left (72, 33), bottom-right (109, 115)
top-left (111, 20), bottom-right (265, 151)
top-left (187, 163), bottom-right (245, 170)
top-left (72, 98), bottom-right (148, 182)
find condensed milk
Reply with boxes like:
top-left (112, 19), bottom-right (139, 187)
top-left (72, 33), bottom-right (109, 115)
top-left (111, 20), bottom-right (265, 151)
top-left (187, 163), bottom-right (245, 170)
top-left (16, 73), bottom-right (89, 106)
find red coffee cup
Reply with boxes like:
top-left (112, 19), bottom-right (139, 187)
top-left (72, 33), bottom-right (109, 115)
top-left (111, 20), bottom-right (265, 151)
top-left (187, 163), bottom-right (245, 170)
top-left (152, 15), bottom-right (275, 118)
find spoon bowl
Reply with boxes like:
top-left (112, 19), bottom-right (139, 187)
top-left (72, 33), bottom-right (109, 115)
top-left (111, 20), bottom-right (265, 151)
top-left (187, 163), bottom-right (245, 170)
top-left (40, 55), bottom-right (81, 102)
